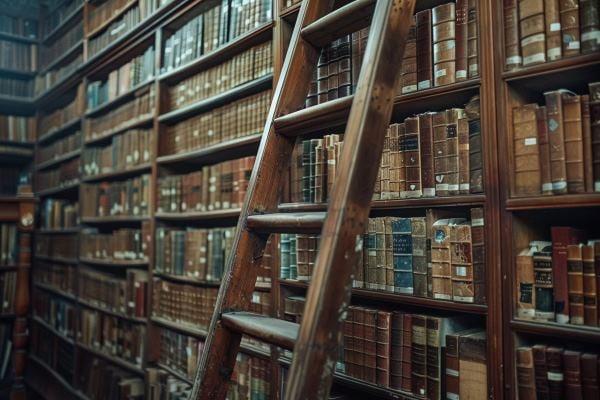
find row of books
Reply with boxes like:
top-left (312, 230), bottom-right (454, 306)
top-left (152, 279), bottom-right (218, 331)
top-left (517, 226), bottom-right (600, 327)
top-left (228, 353), bottom-right (271, 400)
top-left (86, 45), bottom-right (155, 111)
top-left (87, 6), bottom-right (142, 58)
top-left (32, 289), bottom-right (76, 338)
top-left (40, 198), bottom-right (79, 230)
top-left (0, 77), bottom-right (33, 97)
top-left (0, 223), bottom-right (18, 266)
top-left (0, 39), bottom-right (37, 72)
top-left (156, 156), bottom-right (255, 213)
top-left (32, 262), bottom-right (76, 296)
top-left (160, 90), bottom-right (271, 156)
top-left (168, 41), bottom-right (272, 110)
top-left (41, 0), bottom-right (83, 39)
top-left (147, 368), bottom-right (191, 399)
top-left (158, 328), bottom-right (204, 380)
top-left (85, 87), bottom-right (155, 141)
top-left (40, 20), bottom-right (82, 66)
top-left (35, 53), bottom-right (83, 96)
top-left (80, 174), bottom-right (151, 218)
top-left (87, 0), bottom-right (138, 34)
top-left (512, 82), bottom-right (600, 196)
top-left (35, 233), bottom-right (78, 260)
top-left (0, 271), bottom-right (17, 314)
top-left (78, 308), bottom-right (146, 367)
top-left (0, 14), bottom-right (38, 38)
top-left (155, 227), bottom-right (234, 282)
top-left (284, 297), bottom-right (487, 399)
top-left (79, 267), bottom-right (149, 319)
top-left (0, 114), bottom-right (35, 143)
top-left (34, 157), bottom-right (80, 192)
top-left (516, 344), bottom-right (599, 400)
top-left (30, 322), bottom-right (76, 383)
top-left (504, 0), bottom-right (600, 71)
top-left (80, 227), bottom-right (149, 262)
top-left (289, 96), bottom-right (482, 205)
top-left (38, 130), bottom-right (82, 165)
top-left (82, 128), bottom-right (153, 177)
top-left (77, 352), bottom-right (145, 399)
top-left (38, 95), bottom-right (81, 138)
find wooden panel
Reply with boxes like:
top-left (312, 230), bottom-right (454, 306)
top-left (221, 312), bottom-right (298, 349)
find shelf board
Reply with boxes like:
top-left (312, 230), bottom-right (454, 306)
top-left (80, 257), bottom-right (149, 268)
top-left (36, 180), bottom-right (80, 197)
top-left (0, 67), bottom-right (37, 79)
top-left (81, 163), bottom-right (152, 183)
top-left (36, 227), bottom-right (80, 234)
top-left (155, 208), bottom-right (241, 221)
top-left (151, 316), bottom-right (207, 337)
top-left (152, 272), bottom-right (221, 286)
top-left (159, 22), bottom-right (274, 84)
top-left (35, 149), bottom-right (81, 171)
top-left (0, 31), bottom-right (37, 44)
top-left (77, 343), bottom-right (144, 375)
top-left (34, 69), bottom-right (83, 107)
top-left (502, 53), bottom-right (600, 82)
top-left (33, 282), bottom-right (77, 301)
top-left (34, 255), bottom-right (78, 264)
top-left (84, 114), bottom-right (154, 146)
top-left (506, 194), bottom-right (600, 211)
top-left (40, 40), bottom-right (84, 74)
top-left (78, 298), bottom-right (147, 325)
top-left (156, 362), bottom-right (193, 385)
top-left (28, 355), bottom-right (88, 400)
top-left (41, 4), bottom-right (84, 44)
top-left (0, 94), bottom-right (34, 114)
top-left (86, 0), bottom-right (138, 39)
top-left (0, 143), bottom-right (34, 162)
top-left (85, 80), bottom-right (153, 118)
top-left (156, 134), bottom-right (262, 166)
top-left (81, 215), bottom-right (150, 224)
top-left (279, 279), bottom-right (487, 314)
top-left (510, 319), bottom-right (600, 343)
top-left (31, 315), bottom-right (75, 344)
top-left (37, 117), bottom-right (82, 145)
top-left (280, 3), bottom-right (301, 21)
top-left (159, 74), bottom-right (273, 124)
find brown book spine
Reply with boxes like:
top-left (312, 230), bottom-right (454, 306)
top-left (411, 314), bottom-right (427, 396)
top-left (582, 244), bottom-right (598, 326)
top-left (545, 90), bottom-right (568, 194)
top-left (416, 10), bottom-right (433, 91)
top-left (467, 0), bottom-right (479, 77)
top-left (567, 244), bottom-right (585, 325)
top-left (562, 93), bottom-right (585, 193)
top-left (419, 113), bottom-right (436, 197)
top-left (589, 82), bottom-right (600, 192)
top-left (533, 344), bottom-right (551, 399)
top-left (547, 347), bottom-right (565, 400)
top-left (563, 350), bottom-right (583, 400)
top-left (580, 0), bottom-right (600, 53)
top-left (432, 3), bottom-right (456, 87)
top-left (403, 117), bottom-right (422, 198)
top-left (552, 226), bottom-right (585, 323)
top-left (433, 111), bottom-right (449, 196)
top-left (581, 353), bottom-right (599, 400)
top-left (389, 312), bottom-right (403, 389)
top-left (519, 0), bottom-right (547, 66)
top-left (560, 0), bottom-right (582, 57)
top-left (581, 95), bottom-right (594, 192)
top-left (513, 104), bottom-right (542, 196)
top-left (517, 249), bottom-right (536, 319)
top-left (455, 0), bottom-right (469, 81)
top-left (458, 115), bottom-right (470, 194)
top-left (471, 207), bottom-right (486, 304)
top-left (536, 106), bottom-right (554, 194)
top-left (517, 347), bottom-right (538, 400)
top-left (401, 313), bottom-right (413, 392)
top-left (458, 331), bottom-right (487, 399)
top-left (465, 95), bottom-right (483, 193)
top-left (505, 0), bottom-right (523, 70)
top-left (445, 332), bottom-right (461, 400)
top-left (376, 311), bottom-right (391, 387)
top-left (545, 0), bottom-right (563, 60)
top-left (400, 17), bottom-right (418, 94)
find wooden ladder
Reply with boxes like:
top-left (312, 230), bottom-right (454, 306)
top-left (190, 0), bottom-right (416, 398)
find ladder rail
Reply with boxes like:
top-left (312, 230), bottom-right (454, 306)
top-left (283, 0), bottom-right (416, 398)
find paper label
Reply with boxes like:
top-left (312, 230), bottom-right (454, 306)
top-left (456, 70), bottom-right (467, 79)
top-left (550, 23), bottom-right (561, 32)
top-left (547, 372), bottom-right (564, 381)
top-left (435, 68), bottom-right (447, 78)
top-left (472, 218), bottom-right (484, 227)
top-left (446, 368), bottom-right (459, 377)
top-left (418, 80), bottom-right (431, 90)
top-left (401, 84), bottom-right (417, 94)
top-left (505, 55), bottom-right (522, 65)
top-left (547, 47), bottom-right (561, 60)
top-left (454, 295), bottom-right (474, 302)
top-left (542, 182), bottom-right (553, 192)
top-left (567, 41), bottom-right (580, 49)
top-left (581, 30), bottom-right (600, 43)
top-left (459, 183), bottom-right (470, 191)
top-left (524, 137), bottom-right (537, 145)
top-left (523, 53), bottom-right (545, 65)
top-left (455, 266), bottom-right (467, 277)
top-left (552, 181), bottom-right (567, 191)
top-left (522, 33), bottom-right (545, 46)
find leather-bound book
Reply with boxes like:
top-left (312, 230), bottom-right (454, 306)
top-left (419, 112), bottom-right (436, 197)
top-left (581, 353), bottom-right (599, 399)
top-left (455, 0), bottom-right (469, 81)
top-left (504, 0), bottom-right (523, 70)
top-left (393, 218), bottom-right (413, 295)
top-left (532, 344), bottom-right (550, 399)
top-left (536, 106), bottom-right (554, 195)
top-left (390, 312), bottom-right (404, 389)
top-left (411, 314), bottom-right (428, 397)
top-left (467, 0), bottom-right (479, 77)
top-left (447, 108), bottom-right (464, 195)
top-left (562, 92), bottom-right (585, 193)
top-left (533, 245), bottom-right (555, 321)
top-left (517, 347), bottom-right (537, 400)
top-left (401, 313), bottom-right (413, 392)
top-left (564, 350), bottom-right (583, 400)
top-left (404, 116), bottom-right (422, 198)
top-left (560, 0), bottom-right (581, 57)
top-left (547, 347), bottom-right (565, 400)
top-left (445, 329), bottom-right (480, 400)
top-left (385, 217), bottom-right (396, 292)
top-left (380, 128), bottom-right (391, 200)
top-left (433, 111), bottom-right (450, 196)
top-left (353, 307), bottom-right (366, 380)
top-left (398, 123), bottom-right (407, 198)
top-left (545, 0), bottom-right (563, 60)
top-left (388, 125), bottom-right (400, 199)
top-left (337, 35), bottom-right (352, 98)
top-left (400, 17), bottom-right (418, 94)
top-left (519, 0), bottom-right (547, 66)
top-left (416, 10), bottom-right (433, 91)
top-left (470, 207), bottom-right (486, 304)
top-left (581, 95), bottom-right (594, 192)
top-left (513, 104), bottom-right (542, 196)
top-left (589, 82), bottom-right (600, 192)
top-left (412, 217), bottom-right (428, 297)
top-left (314, 140), bottom-right (326, 203)
top-left (581, 244), bottom-right (597, 326)
top-left (580, 0), bottom-right (600, 53)
top-left (317, 47), bottom-right (329, 105)
top-left (327, 39), bottom-right (340, 101)
top-left (306, 68), bottom-right (318, 107)
top-left (376, 311), bottom-right (392, 386)
top-left (465, 95), bottom-right (483, 193)
top-left (517, 246), bottom-right (537, 319)
top-left (552, 226), bottom-right (585, 323)
top-left (458, 330), bottom-right (487, 400)
top-left (567, 244), bottom-right (585, 325)
top-left (450, 220), bottom-right (474, 303)
top-left (431, 219), bottom-right (454, 300)
top-left (432, 3), bottom-right (456, 87)
top-left (544, 90), bottom-right (569, 194)
top-left (458, 113), bottom-right (471, 195)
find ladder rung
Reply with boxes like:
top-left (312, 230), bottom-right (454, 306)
top-left (246, 212), bottom-right (325, 233)
top-left (273, 96), bottom-right (353, 136)
top-left (301, 0), bottom-right (376, 48)
top-left (221, 312), bottom-right (298, 350)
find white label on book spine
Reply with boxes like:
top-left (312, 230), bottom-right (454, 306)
top-left (459, 183), bottom-right (470, 191)
top-left (542, 182), bottom-right (554, 192)
top-left (402, 84), bottom-right (418, 94)
top-left (448, 184), bottom-right (460, 191)
top-left (582, 30), bottom-right (600, 43)
top-left (594, 181), bottom-right (600, 192)
top-left (568, 41), bottom-right (580, 49)
top-left (435, 68), bottom-right (447, 78)
top-left (556, 312), bottom-right (569, 324)
top-left (524, 137), bottom-right (537, 145)
top-left (547, 372), bottom-right (564, 381)
top-left (522, 33), bottom-right (545, 46)
top-left (454, 295), bottom-right (474, 302)
top-left (523, 53), bottom-right (545, 65)
top-left (550, 23), bottom-right (561, 32)
top-left (547, 47), bottom-right (561, 60)
top-left (505, 55), bottom-right (522, 65)
top-left (553, 181), bottom-right (567, 191)
top-left (456, 70), bottom-right (467, 79)
top-left (446, 368), bottom-right (459, 377)
top-left (418, 80), bottom-right (431, 90)
top-left (455, 266), bottom-right (467, 277)
top-left (472, 218), bottom-right (484, 227)
top-left (423, 188), bottom-right (436, 197)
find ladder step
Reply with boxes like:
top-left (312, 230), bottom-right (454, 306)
top-left (273, 96), bottom-right (353, 136)
top-left (301, 0), bottom-right (376, 47)
top-left (246, 212), bottom-right (325, 233)
top-left (221, 312), bottom-right (298, 350)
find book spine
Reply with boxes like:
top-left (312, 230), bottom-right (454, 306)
top-left (416, 10), bottom-right (433, 91)
top-left (519, 0), bottom-right (547, 66)
top-left (458, 115), bottom-right (470, 194)
top-left (517, 252), bottom-right (536, 319)
top-left (404, 117), bottom-right (422, 198)
top-left (534, 251), bottom-right (555, 321)
top-left (580, 0), bottom-right (600, 53)
top-left (533, 344), bottom-right (551, 399)
top-left (411, 314), bottom-right (427, 397)
top-left (581, 353), bottom-right (599, 399)
top-left (504, 0), bottom-right (523, 69)
top-left (559, 0), bottom-right (581, 57)
top-left (563, 350), bottom-right (583, 400)
top-left (517, 347), bottom-right (537, 400)
top-left (545, 90), bottom-right (569, 194)
top-left (567, 244), bottom-right (585, 325)
top-left (589, 82), bottom-right (600, 192)
top-left (582, 244), bottom-right (598, 326)
top-left (393, 218), bottom-right (413, 295)
top-left (419, 113), bottom-right (436, 197)
top-left (431, 223), bottom-right (452, 300)
top-left (446, 332), bottom-right (461, 400)
top-left (455, 0), bottom-right (469, 81)
top-left (562, 93), bottom-right (585, 193)
top-left (411, 217), bottom-right (428, 298)
top-left (513, 104), bottom-right (542, 195)
top-left (552, 226), bottom-right (584, 323)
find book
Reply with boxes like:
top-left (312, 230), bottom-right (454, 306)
top-left (35, 232), bottom-right (78, 260)
top-left (432, 3), bottom-right (457, 87)
top-left (40, 198), bottom-right (79, 230)
top-left (567, 244), bottom-right (585, 325)
top-left (517, 246), bottom-right (537, 319)
top-left (582, 243), bottom-right (598, 326)
top-left (589, 82), bottom-right (600, 192)
top-left (533, 243), bottom-right (555, 321)
top-left (580, 0), bottom-right (600, 53)
top-left (562, 92), bottom-right (585, 193)
top-left (545, 89), bottom-right (569, 194)
top-left (581, 353), bottom-right (599, 399)
top-left (564, 350), bottom-right (583, 399)
top-left (536, 105), bottom-right (554, 195)
top-left (470, 207), bottom-right (486, 304)
top-left (80, 227), bottom-right (148, 262)
top-left (519, 0), bottom-right (547, 66)
top-left (513, 103), bottom-right (542, 196)
top-left (80, 174), bottom-right (150, 218)
top-left (416, 9), bottom-right (433, 91)
top-left (516, 347), bottom-right (537, 400)
top-left (504, 0), bottom-right (523, 70)
top-left (0, 114), bottom-right (35, 143)
top-left (545, 0), bottom-right (563, 61)
top-left (458, 330), bottom-right (487, 400)
top-left (547, 347), bottom-right (565, 398)
top-left (552, 226), bottom-right (586, 323)
top-left (560, 0), bottom-right (582, 57)
top-left (533, 344), bottom-right (550, 399)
